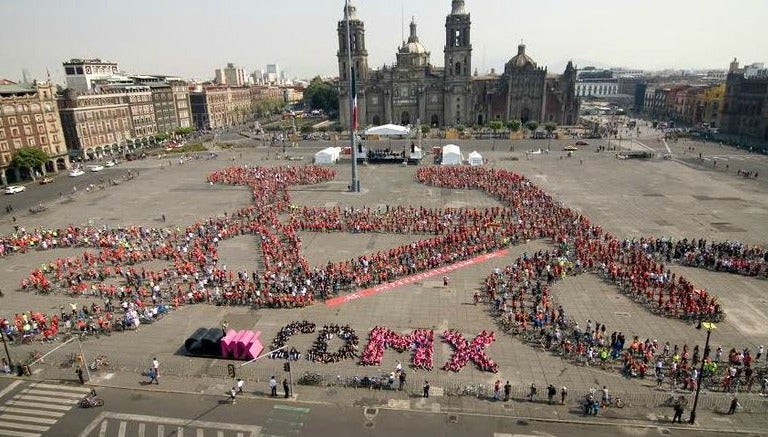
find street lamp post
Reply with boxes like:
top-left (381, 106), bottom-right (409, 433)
top-left (344, 0), bottom-right (360, 192)
top-left (1, 329), bottom-right (12, 370)
top-left (689, 321), bottom-right (717, 424)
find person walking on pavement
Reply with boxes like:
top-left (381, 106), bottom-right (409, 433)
top-left (147, 367), bottom-right (159, 384)
top-left (152, 358), bottom-right (160, 378)
top-left (423, 381), bottom-right (430, 398)
top-left (76, 366), bottom-right (85, 385)
top-left (560, 386), bottom-right (568, 405)
top-left (398, 371), bottom-right (406, 391)
top-left (547, 384), bottom-right (557, 404)
top-left (528, 383), bottom-right (537, 402)
top-left (493, 380), bottom-right (501, 401)
top-left (269, 376), bottom-right (278, 397)
top-left (283, 378), bottom-right (290, 398)
top-left (672, 401), bottom-right (684, 423)
top-left (237, 378), bottom-right (244, 394)
top-left (229, 387), bottom-right (237, 404)
top-left (503, 381), bottom-right (511, 402)
top-left (728, 397), bottom-right (740, 414)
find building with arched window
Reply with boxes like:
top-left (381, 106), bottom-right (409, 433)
top-left (337, 1), bottom-right (580, 129)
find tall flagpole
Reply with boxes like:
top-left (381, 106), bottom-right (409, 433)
top-left (345, 0), bottom-right (360, 192)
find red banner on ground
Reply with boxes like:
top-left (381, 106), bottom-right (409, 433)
top-left (325, 249), bottom-right (509, 308)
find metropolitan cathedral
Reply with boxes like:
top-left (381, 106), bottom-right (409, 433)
top-left (337, 0), bottom-right (580, 129)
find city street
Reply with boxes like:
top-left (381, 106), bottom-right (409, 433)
top-left (0, 378), bottom-right (746, 437)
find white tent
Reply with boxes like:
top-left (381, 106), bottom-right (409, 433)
top-left (441, 144), bottom-right (462, 166)
top-left (409, 146), bottom-right (422, 161)
top-left (364, 124), bottom-right (411, 137)
top-left (468, 150), bottom-right (483, 166)
top-left (314, 147), bottom-right (341, 164)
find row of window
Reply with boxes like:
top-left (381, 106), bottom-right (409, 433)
top-left (0, 134), bottom-right (58, 151)
top-left (0, 113), bottom-right (56, 126)
top-left (0, 123), bottom-right (58, 138)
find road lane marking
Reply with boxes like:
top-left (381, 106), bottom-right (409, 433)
top-left (32, 384), bottom-right (92, 394)
top-left (22, 389), bottom-right (84, 399)
top-left (0, 421), bottom-right (49, 432)
top-left (157, 424), bottom-right (164, 437)
top-left (6, 400), bottom-right (72, 411)
top-left (13, 394), bottom-right (78, 404)
top-left (138, 422), bottom-right (145, 437)
top-left (0, 407), bottom-right (65, 417)
top-left (0, 428), bottom-right (42, 437)
top-left (0, 414), bottom-right (58, 425)
top-left (98, 420), bottom-right (108, 437)
top-left (117, 421), bottom-right (127, 437)
top-left (197, 428), bottom-right (204, 437)
top-left (0, 381), bottom-right (24, 400)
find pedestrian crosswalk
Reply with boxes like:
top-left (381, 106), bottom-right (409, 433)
top-left (0, 382), bottom-right (92, 437)
top-left (78, 412), bottom-right (262, 437)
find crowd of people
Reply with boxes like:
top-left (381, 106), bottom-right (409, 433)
top-left (307, 324), bottom-right (359, 364)
top-left (441, 329), bottom-right (498, 373)
top-left (624, 237), bottom-right (767, 279)
top-left (480, 249), bottom-right (765, 392)
top-left (2, 164), bottom-right (766, 387)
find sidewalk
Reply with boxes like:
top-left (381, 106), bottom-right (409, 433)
top-left (37, 370), bottom-right (767, 435)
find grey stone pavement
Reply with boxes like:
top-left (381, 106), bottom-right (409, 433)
top-left (1, 131), bottom-right (768, 433)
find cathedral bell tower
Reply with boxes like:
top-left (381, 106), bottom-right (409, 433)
top-left (337, 1), bottom-right (368, 128)
top-left (444, 0), bottom-right (472, 126)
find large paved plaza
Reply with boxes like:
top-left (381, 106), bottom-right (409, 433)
top-left (1, 132), bottom-right (768, 434)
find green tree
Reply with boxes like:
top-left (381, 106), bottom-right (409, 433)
top-left (174, 127), bottom-right (195, 136)
top-left (455, 124), bottom-right (466, 133)
top-left (505, 120), bottom-right (521, 133)
top-left (304, 76), bottom-right (339, 114)
top-left (525, 120), bottom-right (539, 135)
top-left (544, 122), bottom-right (557, 135)
top-left (10, 147), bottom-right (49, 180)
top-left (489, 121), bottom-right (503, 132)
top-left (300, 124), bottom-right (313, 134)
top-left (421, 125), bottom-right (430, 134)
top-left (155, 132), bottom-right (170, 142)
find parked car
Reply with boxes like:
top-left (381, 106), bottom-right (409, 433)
top-left (38, 177), bottom-right (54, 185)
top-left (575, 141), bottom-right (589, 146)
top-left (89, 165), bottom-right (105, 172)
top-left (104, 160), bottom-right (116, 167)
top-left (69, 169), bottom-right (85, 177)
top-left (4, 185), bottom-right (26, 194)
top-left (563, 145), bottom-right (578, 151)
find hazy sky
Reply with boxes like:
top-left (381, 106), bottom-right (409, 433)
top-left (1, 0), bottom-right (766, 84)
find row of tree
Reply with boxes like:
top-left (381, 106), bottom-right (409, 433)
top-left (484, 120), bottom-right (557, 135)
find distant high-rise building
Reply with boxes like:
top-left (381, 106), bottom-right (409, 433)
top-left (63, 58), bottom-right (120, 92)
top-left (21, 68), bottom-right (32, 84)
top-left (266, 64), bottom-right (280, 84)
top-left (215, 63), bottom-right (246, 86)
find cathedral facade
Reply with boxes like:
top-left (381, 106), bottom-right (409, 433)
top-left (337, 1), bottom-right (580, 129)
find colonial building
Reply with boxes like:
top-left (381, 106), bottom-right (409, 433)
top-left (58, 88), bottom-right (132, 159)
top-left (0, 80), bottom-right (69, 184)
top-left (337, 0), bottom-right (579, 129)
top-left (189, 85), bottom-right (252, 129)
top-left (721, 59), bottom-right (768, 140)
top-left (64, 58), bottom-right (121, 92)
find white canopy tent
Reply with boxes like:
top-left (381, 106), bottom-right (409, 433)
top-left (468, 150), bottom-right (483, 166)
top-left (314, 147), bottom-right (342, 164)
top-left (441, 144), bottom-right (462, 166)
top-left (409, 146), bottom-right (422, 161)
top-left (364, 124), bottom-right (411, 137)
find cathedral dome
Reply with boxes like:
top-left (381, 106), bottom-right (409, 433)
top-left (401, 18), bottom-right (428, 54)
top-left (508, 44), bottom-right (536, 69)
